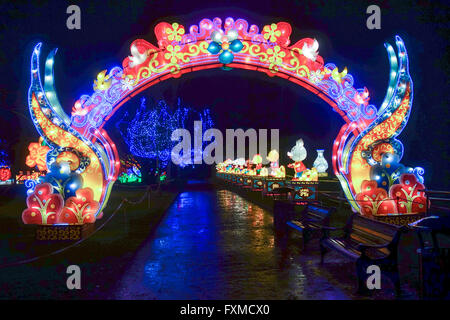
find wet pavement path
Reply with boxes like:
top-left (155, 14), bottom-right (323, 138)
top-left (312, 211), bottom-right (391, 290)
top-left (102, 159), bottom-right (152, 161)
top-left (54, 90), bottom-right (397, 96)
top-left (113, 186), bottom-right (398, 299)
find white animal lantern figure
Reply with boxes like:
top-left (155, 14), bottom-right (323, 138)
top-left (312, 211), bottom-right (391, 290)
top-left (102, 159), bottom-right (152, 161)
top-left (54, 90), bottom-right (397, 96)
top-left (287, 139), bottom-right (308, 180)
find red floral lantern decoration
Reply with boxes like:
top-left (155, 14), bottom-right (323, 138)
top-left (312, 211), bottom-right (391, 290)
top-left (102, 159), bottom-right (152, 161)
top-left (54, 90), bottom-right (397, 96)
top-left (389, 173), bottom-right (427, 214)
top-left (356, 180), bottom-right (397, 217)
top-left (22, 183), bottom-right (64, 225)
top-left (0, 167), bottom-right (11, 181)
top-left (58, 188), bottom-right (99, 224)
top-left (25, 137), bottom-right (50, 171)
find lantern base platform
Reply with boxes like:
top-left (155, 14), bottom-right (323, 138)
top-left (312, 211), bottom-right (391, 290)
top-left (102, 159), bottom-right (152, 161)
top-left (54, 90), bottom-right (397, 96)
top-left (372, 212), bottom-right (426, 226)
top-left (35, 224), bottom-right (95, 241)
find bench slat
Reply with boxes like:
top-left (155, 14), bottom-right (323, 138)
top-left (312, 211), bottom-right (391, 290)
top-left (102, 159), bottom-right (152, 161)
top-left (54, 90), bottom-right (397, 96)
top-left (287, 220), bottom-right (304, 232)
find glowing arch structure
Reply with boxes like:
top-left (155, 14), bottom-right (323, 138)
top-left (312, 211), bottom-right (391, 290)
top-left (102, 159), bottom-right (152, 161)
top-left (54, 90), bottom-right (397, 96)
top-left (27, 17), bottom-right (422, 219)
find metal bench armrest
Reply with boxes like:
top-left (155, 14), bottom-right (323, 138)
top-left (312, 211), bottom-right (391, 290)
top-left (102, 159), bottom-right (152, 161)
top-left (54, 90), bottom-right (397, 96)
top-left (321, 226), bottom-right (344, 231)
top-left (407, 216), bottom-right (440, 232)
top-left (408, 225), bottom-right (432, 232)
top-left (320, 226), bottom-right (345, 238)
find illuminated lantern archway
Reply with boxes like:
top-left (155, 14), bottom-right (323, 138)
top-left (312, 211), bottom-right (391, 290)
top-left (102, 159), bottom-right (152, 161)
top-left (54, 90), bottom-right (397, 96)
top-left (27, 17), bottom-right (422, 220)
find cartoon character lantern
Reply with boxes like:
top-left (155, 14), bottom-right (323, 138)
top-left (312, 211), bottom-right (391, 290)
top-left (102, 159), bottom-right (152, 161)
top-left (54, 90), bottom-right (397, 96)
top-left (252, 154), bottom-right (263, 175)
top-left (234, 158), bottom-right (246, 174)
top-left (260, 167), bottom-right (269, 177)
top-left (266, 150), bottom-right (279, 176)
top-left (216, 162), bottom-right (225, 172)
top-left (224, 159), bottom-right (233, 172)
top-left (298, 167), bottom-right (318, 181)
top-left (277, 166), bottom-right (286, 178)
top-left (287, 139), bottom-right (307, 180)
top-left (244, 159), bottom-right (254, 175)
top-left (266, 150), bottom-right (286, 178)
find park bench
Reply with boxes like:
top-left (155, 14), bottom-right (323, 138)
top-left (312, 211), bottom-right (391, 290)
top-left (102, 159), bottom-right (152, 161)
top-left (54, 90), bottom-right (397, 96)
top-left (286, 204), bottom-right (335, 245)
top-left (320, 213), bottom-right (406, 295)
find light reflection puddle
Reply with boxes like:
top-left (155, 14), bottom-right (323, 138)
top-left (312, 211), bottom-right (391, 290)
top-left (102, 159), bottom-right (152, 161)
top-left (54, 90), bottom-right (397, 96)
top-left (113, 188), bottom-right (351, 299)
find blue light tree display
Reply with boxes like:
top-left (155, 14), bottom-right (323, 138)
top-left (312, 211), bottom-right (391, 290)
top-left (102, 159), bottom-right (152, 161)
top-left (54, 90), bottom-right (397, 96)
top-left (117, 97), bottom-right (214, 183)
top-left (182, 108), bottom-right (214, 168)
top-left (0, 138), bottom-right (9, 168)
top-left (0, 138), bottom-right (12, 183)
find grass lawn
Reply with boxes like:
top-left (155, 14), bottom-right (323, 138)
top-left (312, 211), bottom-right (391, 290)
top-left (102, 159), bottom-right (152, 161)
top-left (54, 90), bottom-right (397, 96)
top-left (0, 183), bottom-right (179, 299)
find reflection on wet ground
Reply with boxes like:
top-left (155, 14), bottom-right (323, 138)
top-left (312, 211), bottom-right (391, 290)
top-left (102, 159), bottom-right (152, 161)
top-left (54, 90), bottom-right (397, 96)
top-left (113, 187), bottom-right (403, 299)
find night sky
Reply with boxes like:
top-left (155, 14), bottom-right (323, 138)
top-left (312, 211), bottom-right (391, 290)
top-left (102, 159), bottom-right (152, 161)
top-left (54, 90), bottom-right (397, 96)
top-left (0, 0), bottom-right (448, 188)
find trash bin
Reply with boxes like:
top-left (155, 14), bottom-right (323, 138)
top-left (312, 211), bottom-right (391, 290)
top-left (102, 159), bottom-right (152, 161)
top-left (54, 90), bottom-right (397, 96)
top-left (410, 215), bottom-right (450, 299)
top-left (418, 247), bottom-right (450, 298)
